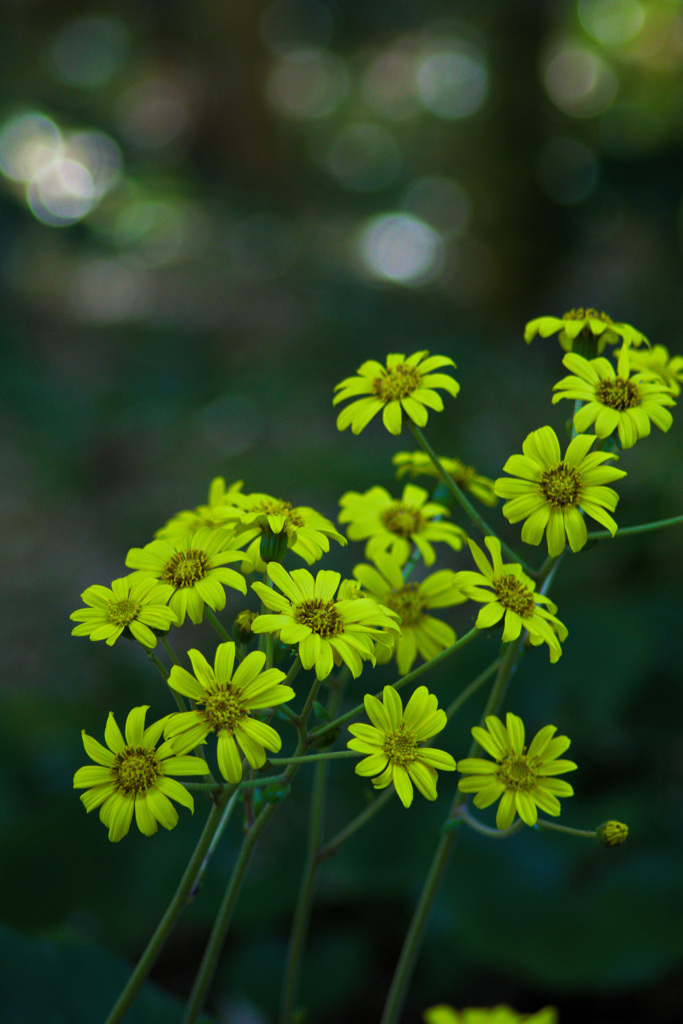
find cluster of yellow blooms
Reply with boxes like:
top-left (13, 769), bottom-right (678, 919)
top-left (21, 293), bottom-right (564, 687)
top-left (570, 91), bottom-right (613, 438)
top-left (72, 312), bottom-right (676, 841)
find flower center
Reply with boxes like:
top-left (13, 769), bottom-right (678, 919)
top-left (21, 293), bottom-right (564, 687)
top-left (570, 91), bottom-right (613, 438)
top-left (562, 307), bottom-right (612, 324)
top-left (539, 462), bottom-right (583, 509)
top-left (383, 724), bottom-right (417, 765)
top-left (161, 549), bottom-right (210, 588)
top-left (296, 598), bottom-right (344, 638)
top-left (112, 746), bottom-right (161, 793)
top-left (496, 752), bottom-right (537, 792)
top-left (254, 500), bottom-right (305, 531)
top-left (372, 363), bottom-right (421, 402)
top-left (596, 377), bottom-right (641, 411)
top-left (493, 574), bottom-right (535, 619)
top-left (201, 686), bottom-right (246, 731)
top-left (380, 502), bottom-right (425, 537)
top-left (107, 598), bottom-right (141, 627)
top-left (385, 583), bottom-right (424, 627)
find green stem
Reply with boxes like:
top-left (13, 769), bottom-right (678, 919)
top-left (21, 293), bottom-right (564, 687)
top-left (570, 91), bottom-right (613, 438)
top-left (534, 819), bottom-right (597, 839)
top-left (378, 637), bottom-right (523, 1024)
top-left (588, 512), bottom-right (683, 541)
top-left (455, 803), bottom-right (524, 839)
top-left (268, 750), bottom-right (357, 766)
top-left (103, 787), bottom-right (234, 1024)
top-left (181, 799), bottom-right (282, 1024)
top-left (279, 672), bottom-right (348, 1024)
top-left (445, 658), bottom-right (500, 720)
top-left (318, 787), bottom-right (394, 860)
top-left (409, 422), bottom-right (533, 571)
top-left (308, 627), bottom-right (481, 742)
top-left (161, 636), bottom-right (181, 665)
top-left (205, 606), bottom-right (232, 642)
top-left (145, 648), bottom-right (187, 713)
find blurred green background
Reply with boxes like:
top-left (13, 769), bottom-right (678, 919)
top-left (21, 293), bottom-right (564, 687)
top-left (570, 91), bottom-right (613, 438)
top-left (2, 1), bottom-right (683, 1022)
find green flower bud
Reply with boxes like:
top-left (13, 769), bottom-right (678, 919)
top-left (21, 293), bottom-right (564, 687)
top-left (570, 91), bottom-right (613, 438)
top-left (259, 525), bottom-right (289, 564)
top-left (596, 820), bottom-right (628, 847)
top-left (233, 610), bottom-right (258, 643)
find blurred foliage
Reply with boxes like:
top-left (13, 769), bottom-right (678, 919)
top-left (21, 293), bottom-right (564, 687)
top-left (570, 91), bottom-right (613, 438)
top-left (2, 1), bottom-right (683, 1022)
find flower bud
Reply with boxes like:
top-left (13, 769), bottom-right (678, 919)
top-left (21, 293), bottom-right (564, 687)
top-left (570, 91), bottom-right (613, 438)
top-left (596, 820), bottom-right (628, 847)
top-left (233, 610), bottom-right (258, 643)
top-left (259, 525), bottom-right (289, 564)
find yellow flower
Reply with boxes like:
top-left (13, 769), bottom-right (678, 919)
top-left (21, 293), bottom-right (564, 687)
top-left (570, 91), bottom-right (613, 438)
top-left (155, 477), bottom-right (244, 538)
top-left (424, 1005), bottom-right (558, 1024)
top-left (165, 643), bottom-right (294, 783)
top-left (617, 343), bottom-right (683, 397)
top-left (333, 351), bottom-right (459, 435)
top-left (454, 537), bottom-right (567, 662)
top-left (70, 577), bottom-right (177, 648)
top-left (353, 552), bottom-right (466, 675)
top-left (73, 706), bottom-right (210, 842)
top-left (524, 308), bottom-right (646, 355)
top-left (251, 563), bottom-right (400, 680)
top-left (338, 483), bottom-right (467, 567)
top-left (212, 491), bottom-right (346, 572)
top-left (347, 685), bottom-right (456, 808)
top-left (125, 527), bottom-right (247, 625)
top-left (457, 712), bottom-right (577, 829)
top-left (393, 451), bottom-right (497, 506)
top-left (552, 349), bottom-right (675, 449)
top-left (494, 426), bottom-right (626, 556)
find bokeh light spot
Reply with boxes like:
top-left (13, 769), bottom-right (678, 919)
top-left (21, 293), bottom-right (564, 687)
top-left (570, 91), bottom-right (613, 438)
top-left (357, 213), bottom-right (444, 286)
top-left (0, 112), bottom-right (61, 183)
top-left (542, 42), bottom-right (618, 117)
top-left (578, 0), bottom-right (645, 47)
top-left (415, 39), bottom-right (488, 119)
top-left (265, 49), bottom-right (349, 119)
top-left (361, 49), bottom-right (420, 121)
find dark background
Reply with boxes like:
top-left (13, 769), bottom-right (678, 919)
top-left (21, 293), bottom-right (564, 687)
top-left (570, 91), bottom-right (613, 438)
top-left (1, 1), bottom-right (683, 1022)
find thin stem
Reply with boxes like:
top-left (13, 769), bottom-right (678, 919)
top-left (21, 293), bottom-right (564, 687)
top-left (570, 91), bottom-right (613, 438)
top-left (181, 799), bottom-right (282, 1024)
top-left (409, 422), bottom-right (533, 571)
top-left (145, 647), bottom-right (187, 713)
top-left (588, 512), bottom-right (683, 541)
top-left (534, 819), bottom-right (597, 839)
top-left (308, 627), bottom-right (481, 741)
top-left (379, 637), bottom-right (523, 1024)
top-left (103, 788), bottom-right (234, 1024)
top-left (444, 658), bottom-right (500, 720)
top-left (268, 750), bottom-right (357, 766)
top-left (455, 803), bottom-right (524, 839)
top-left (205, 606), bottom-right (232, 642)
top-left (318, 787), bottom-right (394, 860)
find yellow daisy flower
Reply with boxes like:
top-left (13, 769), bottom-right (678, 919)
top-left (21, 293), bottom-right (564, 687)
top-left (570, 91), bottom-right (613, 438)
top-left (155, 477), bottom-right (244, 539)
top-left (333, 350), bottom-right (460, 435)
top-left (617, 343), bottom-right (683, 397)
top-left (251, 563), bottom-right (399, 681)
top-left (347, 685), bottom-right (456, 808)
top-left (494, 426), bottom-right (626, 556)
top-left (212, 491), bottom-right (346, 572)
top-left (353, 552), bottom-right (466, 675)
top-left (338, 483), bottom-right (467, 567)
top-left (70, 577), bottom-right (177, 648)
top-left (393, 451), bottom-right (497, 506)
top-left (164, 642), bottom-right (294, 783)
top-left (457, 712), bottom-right (577, 829)
top-left (552, 349), bottom-right (675, 449)
top-left (454, 537), bottom-right (567, 662)
top-left (424, 1004), bottom-right (557, 1024)
top-left (125, 526), bottom-right (247, 625)
top-left (524, 308), bottom-right (646, 355)
top-left (73, 705), bottom-right (210, 842)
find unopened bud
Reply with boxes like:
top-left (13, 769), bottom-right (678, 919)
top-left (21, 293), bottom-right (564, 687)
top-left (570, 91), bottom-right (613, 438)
top-left (596, 820), bottom-right (628, 847)
top-left (233, 610), bottom-right (258, 643)
top-left (259, 526), bottom-right (289, 564)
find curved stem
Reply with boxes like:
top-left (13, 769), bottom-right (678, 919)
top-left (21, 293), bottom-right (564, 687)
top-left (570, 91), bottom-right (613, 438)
top-left (103, 787), bottom-right (234, 1024)
top-left (308, 627), bottom-right (481, 742)
top-left (205, 606), bottom-right (232, 642)
top-left (408, 423), bottom-right (533, 572)
top-left (588, 512), bottom-right (683, 541)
